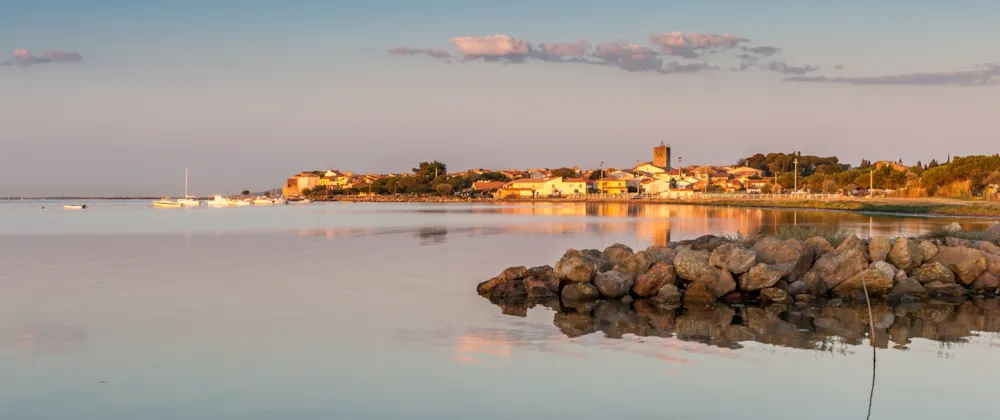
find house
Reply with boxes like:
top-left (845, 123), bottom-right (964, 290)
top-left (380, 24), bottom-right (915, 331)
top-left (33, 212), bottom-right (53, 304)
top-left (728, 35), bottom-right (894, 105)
top-left (634, 162), bottom-right (667, 176)
top-left (597, 179), bottom-right (628, 195)
top-left (471, 181), bottom-right (506, 197)
top-left (554, 178), bottom-right (588, 196)
top-left (282, 172), bottom-right (321, 197)
top-left (497, 177), bottom-right (589, 198)
top-left (727, 166), bottom-right (764, 179)
top-left (640, 178), bottom-right (672, 196)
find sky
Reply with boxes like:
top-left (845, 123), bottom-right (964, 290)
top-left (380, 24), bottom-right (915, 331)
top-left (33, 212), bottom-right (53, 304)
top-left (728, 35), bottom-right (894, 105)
top-left (2, 0), bottom-right (999, 196)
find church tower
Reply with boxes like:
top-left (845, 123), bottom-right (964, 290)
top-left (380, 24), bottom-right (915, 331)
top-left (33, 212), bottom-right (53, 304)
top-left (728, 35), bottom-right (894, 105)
top-left (653, 141), bottom-right (671, 170)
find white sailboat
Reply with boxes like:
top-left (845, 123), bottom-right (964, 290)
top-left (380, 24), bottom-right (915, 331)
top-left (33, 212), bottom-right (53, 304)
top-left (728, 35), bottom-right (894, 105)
top-left (154, 168), bottom-right (201, 208)
top-left (206, 194), bottom-right (237, 207)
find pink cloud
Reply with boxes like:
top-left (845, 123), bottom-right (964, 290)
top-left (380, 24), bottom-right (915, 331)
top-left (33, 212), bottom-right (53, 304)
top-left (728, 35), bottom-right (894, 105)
top-left (450, 34), bottom-right (531, 60)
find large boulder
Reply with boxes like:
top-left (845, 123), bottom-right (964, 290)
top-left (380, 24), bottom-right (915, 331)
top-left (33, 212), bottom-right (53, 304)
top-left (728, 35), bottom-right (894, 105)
top-left (614, 251), bottom-right (654, 279)
top-left (709, 243), bottom-right (757, 275)
top-left (976, 241), bottom-right (1000, 256)
top-left (889, 238), bottom-right (923, 272)
top-left (917, 240), bottom-right (939, 261)
top-left (594, 270), bottom-right (634, 299)
top-left (674, 249), bottom-right (713, 282)
top-left (678, 235), bottom-right (729, 252)
top-left (524, 266), bottom-right (558, 297)
top-left (477, 266), bottom-right (528, 296)
top-left (870, 260), bottom-right (897, 278)
top-left (809, 246), bottom-right (868, 289)
top-left (554, 250), bottom-right (600, 283)
top-left (833, 268), bottom-right (894, 297)
top-left (561, 283), bottom-right (599, 301)
top-left (740, 263), bottom-right (784, 291)
top-left (651, 284), bottom-right (682, 306)
top-left (633, 263), bottom-right (677, 297)
top-left (924, 281), bottom-right (967, 299)
top-left (698, 268), bottom-right (737, 298)
top-left (942, 222), bottom-right (963, 234)
top-left (682, 281), bottom-right (716, 305)
top-left (910, 262), bottom-right (955, 284)
top-left (784, 239), bottom-right (816, 280)
top-left (644, 246), bottom-right (677, 265)
top-left (970, 272), bottom-right (1000, 293)
top-left (928, 246), bottom-right (987, 285)
top-left (986, 253), bottom-right (1000, 276)
top-left (759, 287), bottom-right (789, 304)
top-left (891, 278), bottom-right (928, 300)
top-left (804, 237), bottom-right (835, 259)
top-left (869, 236), bottom-right (891, 262)
top-left (837, 234), bottom-right (867, 253)
top-left (800, 271), bottom-right (828, 296)
top-left (602, 244), bottom-right (634, 267)
top-left (752, 237), bottom-right (802, 267)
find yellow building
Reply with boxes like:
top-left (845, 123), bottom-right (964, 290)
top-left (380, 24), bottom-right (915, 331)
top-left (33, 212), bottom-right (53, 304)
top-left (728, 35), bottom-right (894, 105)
top-left (597, 179), bottom-right (628, 195)
top-left (282, 172), bottom-right (321, 197)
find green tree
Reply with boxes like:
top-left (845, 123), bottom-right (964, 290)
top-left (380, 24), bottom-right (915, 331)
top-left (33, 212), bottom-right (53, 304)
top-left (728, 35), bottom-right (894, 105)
top-left (413, 161), bottom-right (447, 180)
top-left (241, 190), bottom-right (250, 195)
top-left (551, 167), bottom-right (577, 178)
top-left (476, 172), bottom-right (508, 182)
top-left (588, 170), bottom-right (603, 181)
top-left (435, 183), bottom-right (454, 196)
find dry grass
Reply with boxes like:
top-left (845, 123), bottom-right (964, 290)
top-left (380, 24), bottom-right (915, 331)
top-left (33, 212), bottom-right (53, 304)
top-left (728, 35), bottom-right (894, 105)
top-left (773, 226), bottom-right (853, 247)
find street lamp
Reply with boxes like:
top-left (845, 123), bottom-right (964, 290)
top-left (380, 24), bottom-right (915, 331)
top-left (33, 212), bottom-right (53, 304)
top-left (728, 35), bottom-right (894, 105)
top-left (793, 158), bottom-right (799, 193)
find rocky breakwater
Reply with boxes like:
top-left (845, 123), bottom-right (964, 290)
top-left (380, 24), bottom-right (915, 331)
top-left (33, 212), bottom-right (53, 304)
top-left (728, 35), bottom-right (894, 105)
top-left (477, 227), bottom-right (1000, 308)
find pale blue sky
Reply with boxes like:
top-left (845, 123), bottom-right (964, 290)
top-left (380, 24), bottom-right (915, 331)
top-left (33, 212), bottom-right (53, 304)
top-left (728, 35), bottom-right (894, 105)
top-left (2, 0), bottom-right (998, 196)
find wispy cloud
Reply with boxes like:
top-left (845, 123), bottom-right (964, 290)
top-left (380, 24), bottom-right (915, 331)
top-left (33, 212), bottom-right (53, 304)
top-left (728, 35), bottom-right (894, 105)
top-left (451, 34), bottom-right (532, 62)
top-left (742, 45), bottom-right (781, 57)
top-left (784, 64), bottom-right (1000, 86)
top-left (649, 32), bottom-right (750, 59)
top-left (387, 46), bottom-right (451, 59)
top-left (1, 48), bottom-right (83, 66)
top-left (762, 60), bottom-right (820, 75)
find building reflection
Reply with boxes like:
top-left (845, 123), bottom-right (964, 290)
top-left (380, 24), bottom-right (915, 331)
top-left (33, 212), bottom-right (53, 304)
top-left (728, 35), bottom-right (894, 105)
top-left (296, 203), bottom-right (995, 246)
top-left (6, 324), bottom-right (87, 355)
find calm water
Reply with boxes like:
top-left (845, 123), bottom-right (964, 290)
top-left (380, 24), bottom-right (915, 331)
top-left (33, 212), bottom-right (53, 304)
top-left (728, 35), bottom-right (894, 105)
top-left (2, 201), bottom-right (999, 419)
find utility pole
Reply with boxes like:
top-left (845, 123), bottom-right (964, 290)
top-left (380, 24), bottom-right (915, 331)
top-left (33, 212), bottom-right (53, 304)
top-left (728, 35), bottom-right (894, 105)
top-left (869, 170), bottom-right (874, 198)
top-left (793, 158), bottom-right (799, 193)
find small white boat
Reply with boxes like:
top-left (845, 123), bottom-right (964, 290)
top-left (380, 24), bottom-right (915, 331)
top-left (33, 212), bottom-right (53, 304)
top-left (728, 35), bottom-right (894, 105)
top-left (234, 200), bottom-right (252, 207)
top-left (154, 169), bottom-right (201, 208)
top-left (63, 204), bottom-right (87, 210)
top-left (252, 197), bottom-right (275, 205)
top-left (206, 195), bottom-right (236, 207)
top-left (272, 197), bottom-right (287, 205)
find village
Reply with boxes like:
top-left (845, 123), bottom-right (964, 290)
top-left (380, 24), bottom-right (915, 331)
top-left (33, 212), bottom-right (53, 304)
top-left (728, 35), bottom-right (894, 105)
top-left (280, 144), bottom-right (998, 202)
top-left (282, 143), bottom-right (797, 200)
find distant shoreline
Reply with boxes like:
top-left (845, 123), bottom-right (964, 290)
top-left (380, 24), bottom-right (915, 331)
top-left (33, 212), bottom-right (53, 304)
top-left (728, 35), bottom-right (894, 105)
top-left (317, 195), bottom-right (1000, 219)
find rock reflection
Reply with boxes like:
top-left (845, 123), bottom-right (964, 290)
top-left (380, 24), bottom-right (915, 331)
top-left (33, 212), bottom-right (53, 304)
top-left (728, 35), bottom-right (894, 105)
top-left (487, 297), bottom-right (1000, 354)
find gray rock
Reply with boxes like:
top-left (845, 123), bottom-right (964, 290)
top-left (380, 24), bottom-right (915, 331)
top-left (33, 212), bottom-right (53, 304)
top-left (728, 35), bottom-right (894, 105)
top-left (651, 284), bottom-right (682, 306)
top-left (644, 245), bottom-right (677, 265)
top-left (910, 262), bottom-right (955, 284)
top-left (870, 260), bottom-right (897, 278)
top-left (678, 235), bottom-right (729, 252)
top-left (924, 281), bottom-right (967, 299)
top-left (928, 246), bottom-right (987, 285)
top-left (554, 250), bottom-right (600, 283)
top-left (682, 281), bottom-right (717, 305)
top-left (889, 238), bottom-right (924, 272)
top-left (976, 241), bottom-right (1000, 256)
top-left (891, 278), bottom-right (927, 300)
top-left (834, 268), bottom-right (894, 297)
top-left (561, 283), bottom-right (599, 301)
top-left (477, 266), bottom-right (528, 296)
top-left (986, 252), bottom-right (1000, 276)
top-left (804, 236), bottom-right (835, 259)
top-left (602, 243), bottom-right (634, 266)
top-left (868, 236), bottom-right (891, 262)
top-left (709, 242), bottom-right (757, 275)
top-left (788, 280), bottom-right (808, 296)
top-left (740, 263), bottom-right (784, 291)
top-left (699, 267), bottom-right (737, 298)
top-left (942, 222), bottom-right (963, 234)
top-left (632, 263), bottom-right (676, 297)
top-left (810, 246), bottom-right (868, 289)
top-left (752, 237), bottom-right (802, 267)
top-left (614, 251), bottom-right (654, 279)
top-left (594, 270), bottom-right (635, 299)
top-left (970, 272), bottom-right (999, 293)
top-left (759, 287), bottom-right (790, 304)
top-left (917, 240), bottom-right (939, 261)
top-left (945, 237), bottom-right (973, 248)
top-left (784, 239), bottom-right (816, 281)
top-left (837, 234), bottom-right (867, 253)
top-left (800, 271), bottom-right (828, 296)
top-left (674, 249), bottom-right (712, 282)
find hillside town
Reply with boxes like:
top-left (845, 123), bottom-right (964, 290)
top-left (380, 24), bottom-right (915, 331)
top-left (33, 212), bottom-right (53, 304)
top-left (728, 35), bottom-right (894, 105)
top-left (281, 144), bottom-right (1000, 201)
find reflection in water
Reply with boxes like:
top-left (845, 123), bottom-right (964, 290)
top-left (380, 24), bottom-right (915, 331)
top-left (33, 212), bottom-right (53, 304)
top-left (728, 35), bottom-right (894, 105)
top-left (415, 227), bottom-right (448, 245)
top-left (300, 203), bottom-right (997, 247)
top-left (3, 324), bottom-right (86, 355)
top-left (483, 298), bottom-right (1000, 355)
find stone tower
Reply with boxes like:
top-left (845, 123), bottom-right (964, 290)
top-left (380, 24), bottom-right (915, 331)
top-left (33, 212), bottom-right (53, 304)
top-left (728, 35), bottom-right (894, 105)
top-left (653, 142), bottom-right (671, 169)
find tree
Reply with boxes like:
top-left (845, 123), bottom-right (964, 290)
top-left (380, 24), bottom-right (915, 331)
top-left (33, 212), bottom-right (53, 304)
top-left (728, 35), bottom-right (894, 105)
top-left (551, 167), bottom-right (577, 178)
top-left (476, 172), bottom-right (508, 182)
top-left (588, 170), bottom-right (603, 181)
top-left (413, 161), bottom-right (447, 180)
top-left (241, 190), bottom-right (250, 195)
top-left (435, 183), bottom-right (453, 196)
top-left (822, 180), bottom-right (839, 193)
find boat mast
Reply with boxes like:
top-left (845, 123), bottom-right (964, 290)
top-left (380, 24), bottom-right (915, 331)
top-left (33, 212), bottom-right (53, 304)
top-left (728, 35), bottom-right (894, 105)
top-left (185, 168), bottom-right (189, 198)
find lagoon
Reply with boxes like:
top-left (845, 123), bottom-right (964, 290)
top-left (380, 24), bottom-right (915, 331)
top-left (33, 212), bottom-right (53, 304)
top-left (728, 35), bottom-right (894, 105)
top-left (1, 201), bottom-right (998, 419)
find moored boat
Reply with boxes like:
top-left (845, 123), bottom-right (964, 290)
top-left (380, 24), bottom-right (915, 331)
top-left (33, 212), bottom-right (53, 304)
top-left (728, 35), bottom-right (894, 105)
top-left (153, 199), bottom-right (183, 208)
top-left (153, 168), bottom-right (201, 208)
top-left (252, 197), bottom-right (275, 205)
top-left (206, 195), bottom-right (236, 206)
top-left (63, 204), bottom-right (87, 210)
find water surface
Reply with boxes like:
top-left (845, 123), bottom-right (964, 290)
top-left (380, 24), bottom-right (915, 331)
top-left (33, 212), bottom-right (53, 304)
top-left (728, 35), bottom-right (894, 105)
top-left (1, 201), bottom-right (998, 419)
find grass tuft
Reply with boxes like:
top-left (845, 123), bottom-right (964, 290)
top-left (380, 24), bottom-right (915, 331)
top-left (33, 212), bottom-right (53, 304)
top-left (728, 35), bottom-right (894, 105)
top-left (773, 226), bottom-right (852, 247)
